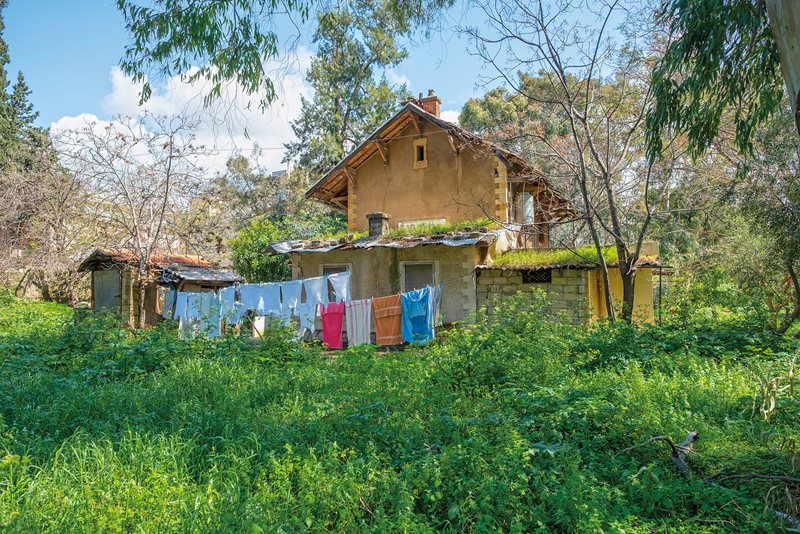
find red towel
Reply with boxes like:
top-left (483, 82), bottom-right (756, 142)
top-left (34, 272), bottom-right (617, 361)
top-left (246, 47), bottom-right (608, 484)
top-left (319, 301), bottom-right (345, 349)
top-left (372, 294), bottom-right (403, 345)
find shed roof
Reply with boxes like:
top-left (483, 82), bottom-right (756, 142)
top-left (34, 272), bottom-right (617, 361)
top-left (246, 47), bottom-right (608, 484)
top-left (305, 102), bottom-right (573, 218)
top-left (159, 265), bottom-right (244, 286)
top-left (477, 245), bottom-right (662, 272)
top-left (78, 247), bottom-right (213, 272)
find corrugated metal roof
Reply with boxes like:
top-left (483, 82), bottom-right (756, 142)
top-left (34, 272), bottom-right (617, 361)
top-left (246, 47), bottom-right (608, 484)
top-left (159, 265), bottom-right (244, 285)
top-left (269, 230), bottom-right (500, 254)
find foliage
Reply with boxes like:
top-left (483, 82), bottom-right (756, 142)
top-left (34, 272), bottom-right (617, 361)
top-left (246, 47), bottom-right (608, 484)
top-left (0, 295), bottom-right (798, 530)
top-left (229, 211), bottom-right (346, 283)
top-left (284, 7), bottom-right (409, 173)
top-left (646, 0), bottom-right (785, 159)
top-left (116, 0), bottom-right (454, 110)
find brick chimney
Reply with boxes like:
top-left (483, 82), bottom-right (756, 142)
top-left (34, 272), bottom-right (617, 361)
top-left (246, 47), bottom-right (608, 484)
top-left (419, 89), bottom-right (441, 117)
top-left (367, 212), bottom-right (390, 237)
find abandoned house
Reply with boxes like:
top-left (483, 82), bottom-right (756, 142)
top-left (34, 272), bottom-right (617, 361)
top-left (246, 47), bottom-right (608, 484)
top-left (270, 90), bottom-right (660, 324)
top-left (78, 247), bottom-right (243, 326)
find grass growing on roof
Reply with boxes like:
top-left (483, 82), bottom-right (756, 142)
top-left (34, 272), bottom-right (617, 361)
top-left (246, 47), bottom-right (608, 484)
top-left (493, 244), bottom-right (619, 268)
top-left (386, 218), bottom-right (496, 238)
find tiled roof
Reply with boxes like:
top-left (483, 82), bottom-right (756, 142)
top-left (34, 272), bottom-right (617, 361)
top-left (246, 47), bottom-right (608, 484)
top-left (159, 265), bottom-right (244, 286)
top-left (78, 247), bottom-right (213, 272)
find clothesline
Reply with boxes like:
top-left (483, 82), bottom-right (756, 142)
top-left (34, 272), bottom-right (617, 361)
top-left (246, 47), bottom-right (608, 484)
top-left (164, 273), bottom-right (443, 349)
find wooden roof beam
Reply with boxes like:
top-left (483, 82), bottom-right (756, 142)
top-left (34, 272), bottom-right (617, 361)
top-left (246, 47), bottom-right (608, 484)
top-left (409, 113), bottom-right (423, 136)
top-left (374, 140), bottom-right (389, 165)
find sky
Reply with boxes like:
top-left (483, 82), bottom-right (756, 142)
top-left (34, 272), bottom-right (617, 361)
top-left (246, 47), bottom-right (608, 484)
top-left (4, 0), bottom-right (501, 173)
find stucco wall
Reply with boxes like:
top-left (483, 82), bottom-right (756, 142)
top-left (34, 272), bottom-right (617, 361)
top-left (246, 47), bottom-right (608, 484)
top-left (476, 268), bottom-right (589, 323)
top-left (587, 267), bottom-right (655, 323)
top-left (348, 120), bottom-right (501, 231)
top-left (291, 244), bottom-right (479, 324)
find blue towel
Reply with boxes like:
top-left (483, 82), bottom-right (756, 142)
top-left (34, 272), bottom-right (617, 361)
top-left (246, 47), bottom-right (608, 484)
top-left (401, 287), bottom-right (433, 344)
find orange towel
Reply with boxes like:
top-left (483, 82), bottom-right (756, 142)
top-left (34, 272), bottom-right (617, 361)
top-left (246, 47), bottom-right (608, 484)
top-left (372, 294), bottom-right (403, 345)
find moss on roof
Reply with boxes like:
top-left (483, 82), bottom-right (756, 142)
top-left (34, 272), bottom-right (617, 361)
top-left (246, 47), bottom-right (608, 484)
top-left (386, 219), bottom-right (496, 238)
top-left (492, 245), bottom-right (620, 268)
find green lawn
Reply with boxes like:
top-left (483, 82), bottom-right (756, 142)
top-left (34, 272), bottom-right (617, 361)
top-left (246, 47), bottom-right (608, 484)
top-left (0, 294), bottom-right (797, 532)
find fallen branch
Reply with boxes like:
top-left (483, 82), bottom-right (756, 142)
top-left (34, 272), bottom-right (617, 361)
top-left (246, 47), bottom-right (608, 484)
top-left (616, 431), bottom-right (699, 477)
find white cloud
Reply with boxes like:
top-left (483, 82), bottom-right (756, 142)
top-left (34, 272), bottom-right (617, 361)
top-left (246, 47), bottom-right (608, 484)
top-left (51, 49), bottom-right (315, 175)
top-left (387, 68), bottom-right (411, 88)
top-left (440, 109), bottom-right (460, 124)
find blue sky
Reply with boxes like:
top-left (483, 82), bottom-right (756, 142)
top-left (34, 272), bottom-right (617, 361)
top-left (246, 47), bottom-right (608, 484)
top-left (5, 0), bottom-right (495, 131)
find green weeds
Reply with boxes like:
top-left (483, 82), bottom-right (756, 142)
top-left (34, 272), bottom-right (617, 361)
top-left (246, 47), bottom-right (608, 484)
top-left (0, 295), bottom-right (797, 531)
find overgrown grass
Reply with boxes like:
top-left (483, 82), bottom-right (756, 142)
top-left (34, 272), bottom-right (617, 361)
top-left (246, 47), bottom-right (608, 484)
top-left (386, 218), bottom-right (496, 238)
top-left (0, 295), bottom-right (798, 531)
top-left (493, 244), bottom-right (621, 267)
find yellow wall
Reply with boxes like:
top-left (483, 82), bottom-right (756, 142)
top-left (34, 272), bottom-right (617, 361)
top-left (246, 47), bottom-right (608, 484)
top-left (349, 121), bottom-right (501, 231)
top-left (587, 267), bottom-right (655, 323)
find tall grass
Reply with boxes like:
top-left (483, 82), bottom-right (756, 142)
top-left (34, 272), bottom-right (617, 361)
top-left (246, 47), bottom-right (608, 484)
top-left (0, 295), bottom-right (797, 531)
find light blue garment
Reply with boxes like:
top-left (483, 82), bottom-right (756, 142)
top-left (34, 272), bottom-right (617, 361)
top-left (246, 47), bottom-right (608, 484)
top-left (173, 292), bottom-right (190, 322)
top-left (281, 280), bottom-right (303, 314)
top-left (259, 283), bottom-right (282, 314)
top-left (296, 302), bottom-right (317, 334)
top-left (327, 271), bottom-right (351, 303)
top-left (238, 284), bottom-right (261, 315)
top-left (218, 286), bottom-right (237, 323)
top-left (401, 287), bottom-right (433, 344)
top-left (303, 276), bottom-right (329, 306)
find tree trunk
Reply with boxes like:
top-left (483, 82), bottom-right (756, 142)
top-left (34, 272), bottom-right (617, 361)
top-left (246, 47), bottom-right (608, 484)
top-left (138, 254), bottom-right (148, 329)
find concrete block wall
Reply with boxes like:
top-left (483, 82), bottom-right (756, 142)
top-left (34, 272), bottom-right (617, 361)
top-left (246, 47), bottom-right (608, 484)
top-left (476, 268), bottom-right (589, 323)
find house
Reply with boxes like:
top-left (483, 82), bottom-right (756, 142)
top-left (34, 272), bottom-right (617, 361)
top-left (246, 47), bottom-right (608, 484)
top-left (271, 90), bottom-right (659, 324)
top-left (78, 247), bottom-right (243, 326)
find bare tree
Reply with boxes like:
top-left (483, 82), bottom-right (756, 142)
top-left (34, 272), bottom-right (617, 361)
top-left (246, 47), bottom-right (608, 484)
top-left (57, 114), bottom-right (205, 328)
top-left (465, 0), bottom-right (680, 322)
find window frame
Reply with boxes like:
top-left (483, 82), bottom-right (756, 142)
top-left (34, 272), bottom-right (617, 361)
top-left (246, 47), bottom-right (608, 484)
top-left (412, 137), bottom-right (428, 169)
top-left (400, 260), bottom-right (439, 292)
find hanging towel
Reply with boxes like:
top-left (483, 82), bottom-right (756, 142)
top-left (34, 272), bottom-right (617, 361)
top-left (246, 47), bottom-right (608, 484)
top-left (345, 299), bottom-right (372, 346)
top-left (281, 280), bottom-right (303, 314)
top-left (238, 284), bottom-right (262, 316)
top-left (296, 302), bottom-right (317, 335)
top-left (218, 286), bottom-right (237, 323)
top-left (197, 292), bottom-right (220, 338)
top-left (303, 276), bottom-right (329, 306)
top-left (402, 287), bottom-right (433, 344)
top-left (372, 294), bottom-right (403, 345)
top-left (259, 283), bottom-right (282, 315)
top-left (327, 271), bottom-right (351, 303)
top-left (319, 301), bottom-right (345, 349)
top-left (173, 292), bottom-right (190, 322)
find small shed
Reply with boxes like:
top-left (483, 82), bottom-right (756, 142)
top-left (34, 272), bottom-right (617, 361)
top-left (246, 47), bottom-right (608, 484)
top-left (78, 247), bottom-right (243, 326)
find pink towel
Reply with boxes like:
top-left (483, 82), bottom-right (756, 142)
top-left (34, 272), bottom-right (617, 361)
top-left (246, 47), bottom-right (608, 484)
top-left (319, 301), bottom-right (345, 349)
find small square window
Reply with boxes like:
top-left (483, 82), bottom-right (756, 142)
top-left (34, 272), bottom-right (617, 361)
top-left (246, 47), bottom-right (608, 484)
top-left (522, 269), bottom-right (551, 284)
top-left (413, 138), bottom-right (428, 169)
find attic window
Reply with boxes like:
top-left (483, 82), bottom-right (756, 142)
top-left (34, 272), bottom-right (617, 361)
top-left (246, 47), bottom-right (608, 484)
top-left (413, 138), bottom-right (428, 169)
top-left (522, 269), bottom-right (551, 284)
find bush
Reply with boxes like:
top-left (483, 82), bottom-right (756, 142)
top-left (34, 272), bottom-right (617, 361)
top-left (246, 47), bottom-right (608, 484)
top-left (0, 296), bottom-right (796, 531)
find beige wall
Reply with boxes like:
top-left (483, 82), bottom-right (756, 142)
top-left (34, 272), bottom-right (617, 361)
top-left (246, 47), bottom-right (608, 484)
top-left (476, 268), bottom-right (589, 324)
top-left (348, 121), bottom-right (502, 231)
top-left (291, 244), bottom-right (480, 323)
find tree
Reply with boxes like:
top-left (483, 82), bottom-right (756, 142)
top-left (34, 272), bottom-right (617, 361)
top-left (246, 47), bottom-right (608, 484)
top-left (284, 8), bottom-right (408, 173)
top-left (57, 114), bottom-right (205, 328)
top-left (116, 0), bottom-right (453, 110)
top-left (466, 0), bottom-right (680, 322)
top-left (646, 0), bottom-right (785, 159)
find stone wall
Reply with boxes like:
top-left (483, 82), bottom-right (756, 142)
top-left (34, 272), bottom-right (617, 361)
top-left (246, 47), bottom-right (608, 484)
top-left (476, 267), bottom-right (589, 323)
